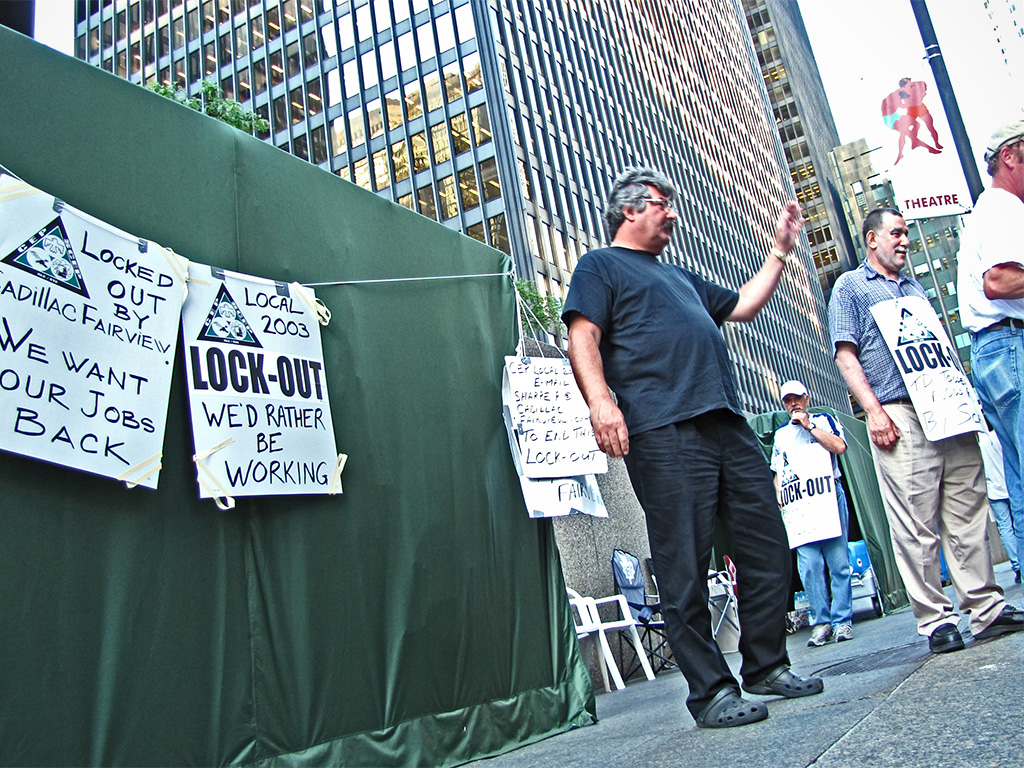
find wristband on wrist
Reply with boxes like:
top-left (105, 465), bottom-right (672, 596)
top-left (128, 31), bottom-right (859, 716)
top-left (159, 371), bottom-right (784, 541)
top-left (771, 247), bottom-right (790, 264)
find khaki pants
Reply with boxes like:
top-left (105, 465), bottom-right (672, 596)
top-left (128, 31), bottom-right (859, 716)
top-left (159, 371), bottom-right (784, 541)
top-left (871, 404), bottom-right (1004, 636)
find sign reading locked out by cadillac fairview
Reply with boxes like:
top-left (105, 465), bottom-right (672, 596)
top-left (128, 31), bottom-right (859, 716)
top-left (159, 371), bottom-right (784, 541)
top-left (501, 356), bottom-right (606, 478)
top-left (182, 265), bottom-right (340, 506)
top-left (0, 173), bottom-right (187, 488)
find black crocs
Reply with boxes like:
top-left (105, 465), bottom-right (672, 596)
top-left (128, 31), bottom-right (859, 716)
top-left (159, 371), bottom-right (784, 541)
top-left (694, 687), bottom-right (769, 728)
top-left (743, 665), bottom-right (824, 698)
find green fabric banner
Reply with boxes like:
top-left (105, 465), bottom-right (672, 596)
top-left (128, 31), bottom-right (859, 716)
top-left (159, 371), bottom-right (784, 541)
top-left (0, 28), bottom-right (594, 766)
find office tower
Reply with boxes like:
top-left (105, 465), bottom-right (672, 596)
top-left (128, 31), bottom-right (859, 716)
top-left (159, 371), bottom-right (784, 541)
top-left (743, 0), bottom-right (856, 301)
top-left (832, 139), bottom-right (970, 370)
top-left (74, 0), bottom-right (850, 413)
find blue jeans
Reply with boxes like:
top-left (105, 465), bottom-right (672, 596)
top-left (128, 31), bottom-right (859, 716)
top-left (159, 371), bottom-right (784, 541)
top-left (990, 497), bottom-right (1019, 571)
top-left (971, 325), bottom-right (1024, 569)
top-left (796, 482), bottom-right (853, 626)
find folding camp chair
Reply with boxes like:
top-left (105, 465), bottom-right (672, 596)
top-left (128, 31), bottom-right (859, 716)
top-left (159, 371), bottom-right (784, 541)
top-left (611, 549), bottom-right (675, 676)
top-left (707, 569), bottom-right (741, 652)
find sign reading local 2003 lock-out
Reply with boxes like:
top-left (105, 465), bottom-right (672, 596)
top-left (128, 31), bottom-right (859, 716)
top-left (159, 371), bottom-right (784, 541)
top-left (870, 295), bottom-right (984, 441)
top-left (0, 173), bottom-right (187, 488)
top-left (182, 265), bottom-right (339, 504)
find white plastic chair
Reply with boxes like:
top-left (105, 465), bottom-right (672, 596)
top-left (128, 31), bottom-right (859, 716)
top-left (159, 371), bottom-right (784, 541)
top-left (566, 588), bottom-right (655, 691)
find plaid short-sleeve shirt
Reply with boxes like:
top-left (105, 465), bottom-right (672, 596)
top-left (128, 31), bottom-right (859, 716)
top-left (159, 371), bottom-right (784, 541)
top-left (828, 262), bottom-right (928, 404)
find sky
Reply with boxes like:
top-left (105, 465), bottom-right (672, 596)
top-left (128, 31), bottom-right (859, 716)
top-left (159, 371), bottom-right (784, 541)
top-left (33, 0), bottom-right (1021, 182)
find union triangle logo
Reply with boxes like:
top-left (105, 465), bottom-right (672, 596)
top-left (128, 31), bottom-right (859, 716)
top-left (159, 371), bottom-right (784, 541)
top-left (895, 307), bottom-right (937, 346)
top-left (2, 217), bottom-right (90, 298)
top-left (197, 283), bottom-right (261, 347)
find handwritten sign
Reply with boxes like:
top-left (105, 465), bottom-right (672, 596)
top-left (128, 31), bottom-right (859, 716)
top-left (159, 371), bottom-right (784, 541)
top-left (517, 473), bottom-right (608, 518)
top-left (501, 356), bottom-right (607, 479)
top-left (870, 296), bottom-right (984, 440)
top-left (776, 443), bottom-right (841, 548)
top-left (0, 174), bottom-right (186, 488)
top-left (181, 265), bottom-right (339, 503)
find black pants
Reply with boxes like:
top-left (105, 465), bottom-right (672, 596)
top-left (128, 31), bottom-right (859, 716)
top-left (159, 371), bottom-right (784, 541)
top-left (624, 411), bottom-right (791, 718)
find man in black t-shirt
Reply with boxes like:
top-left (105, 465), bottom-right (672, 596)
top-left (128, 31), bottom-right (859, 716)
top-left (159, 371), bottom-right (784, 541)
top-left (563, 167), bottom-right (822, 729)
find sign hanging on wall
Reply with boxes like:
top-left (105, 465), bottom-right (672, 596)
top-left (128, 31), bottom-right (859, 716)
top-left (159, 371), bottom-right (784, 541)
top-left (181, 264), bottom-right (341, 508)
top-left (501, 356), bottom-right (607, 479)
top-left (0, 173), bottom-right (187, 488)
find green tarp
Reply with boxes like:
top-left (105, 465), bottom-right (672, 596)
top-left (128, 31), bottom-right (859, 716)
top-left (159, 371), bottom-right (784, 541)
top-left (747, 408), bottom-right (909, 613)
top-left (0, 28), bottom-right (594, 766)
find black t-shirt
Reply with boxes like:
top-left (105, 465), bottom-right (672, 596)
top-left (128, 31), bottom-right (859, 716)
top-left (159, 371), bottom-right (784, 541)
top-left (562, 246), bottom-right (742, 434)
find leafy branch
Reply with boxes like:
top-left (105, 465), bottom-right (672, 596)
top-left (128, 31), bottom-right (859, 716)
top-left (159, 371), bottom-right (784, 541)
top-left (147, 80), bottom-right (269, 135)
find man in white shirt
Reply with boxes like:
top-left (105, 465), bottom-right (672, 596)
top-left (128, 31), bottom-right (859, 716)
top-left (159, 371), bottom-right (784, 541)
top-left (957, 119), bottom-right (1024, 580)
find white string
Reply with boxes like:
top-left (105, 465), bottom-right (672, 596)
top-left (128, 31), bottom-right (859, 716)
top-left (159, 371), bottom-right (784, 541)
top-left (304, 270), bottom-right (511, 287)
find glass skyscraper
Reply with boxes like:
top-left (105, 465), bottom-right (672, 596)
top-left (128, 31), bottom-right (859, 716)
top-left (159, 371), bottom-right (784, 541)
top-left (74, 0), bottom-right (850, 413)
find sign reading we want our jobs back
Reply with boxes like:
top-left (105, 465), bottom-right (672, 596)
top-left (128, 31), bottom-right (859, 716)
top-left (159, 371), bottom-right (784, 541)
top-left (0, 174), bottom-right (187, 488)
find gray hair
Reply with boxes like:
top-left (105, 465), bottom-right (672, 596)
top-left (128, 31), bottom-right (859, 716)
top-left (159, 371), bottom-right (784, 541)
top-left (604, 167), bottom-right (678, 239)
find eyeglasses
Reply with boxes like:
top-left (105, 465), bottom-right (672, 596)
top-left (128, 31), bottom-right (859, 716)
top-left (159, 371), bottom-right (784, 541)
top-left (642, 197), bottom-right (675, 212)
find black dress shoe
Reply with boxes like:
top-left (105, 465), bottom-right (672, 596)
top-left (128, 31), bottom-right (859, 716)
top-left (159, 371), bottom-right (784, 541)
top-left (929, 623), bottom-right (964, 653)
top-left (974, 605), bottom-right (1024, 640)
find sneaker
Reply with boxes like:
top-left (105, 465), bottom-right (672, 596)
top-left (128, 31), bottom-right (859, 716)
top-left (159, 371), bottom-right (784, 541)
top-left (807, 624), bottom-right (833, 647)
top-left (834, 624), bottom-right (853, 642)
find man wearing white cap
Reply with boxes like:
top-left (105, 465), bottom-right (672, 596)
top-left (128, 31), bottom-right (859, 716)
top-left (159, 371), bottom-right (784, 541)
top-left (957, 119), bottom-right (1024, 575)
top-left (770, 380), bottom-right (853, 647)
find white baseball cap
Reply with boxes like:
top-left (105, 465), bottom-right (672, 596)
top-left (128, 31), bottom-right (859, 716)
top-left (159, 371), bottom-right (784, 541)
top-left (985, 120), bottom-right (1024, 162)
top-left (779, 380), bottom-right (808, 400)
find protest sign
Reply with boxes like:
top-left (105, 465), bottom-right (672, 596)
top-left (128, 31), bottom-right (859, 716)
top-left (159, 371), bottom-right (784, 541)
top-left (776, 443), bottom-right (841, 549)
top-left (501, 356), bottom-right (607, 479)
top-left (870, 295), bottom-right (983, 440)
top-left (181, 265), bottom-right (340, 507)
top-left (517, 473), bottom-right (608, 518)
top-left (0, 173), bottom-right (187, 488)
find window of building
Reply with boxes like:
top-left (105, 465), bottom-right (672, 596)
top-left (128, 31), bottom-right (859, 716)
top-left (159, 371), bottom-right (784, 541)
top-left (339, 15), bottom-right (355, 50)
top-left (385, 89), bottom-right (402, 129)
top-left (253, 58), bottom-right (267, 94)
top-left (392, 139), bottom-right (410, 181)
top-left (417, 22), bottom-right (436, 60)
top-left (366, 98), bottom-right (384, 139)
top-left (219, 31), bottom-right (233, 65)
top-left (221, 74), bottom-right (234, 100)
top-left (373, 148), bottom-right (390, 189)
top-left (348, 110), bottom-right (366, 148)
top-left (270, 50), bottom-right (284, 85)
top-left (397, 193), bottom-right (413, 209)
top-left (266, 5), bottom-right (281, 41)
top-left (488, 213), bottom-right (509, 253)
top-left (287, 41), bottom-right (301, 79)
top-left (235, 23), bottom-right (248, 59)
top-left (272, 95), bottom-right (287, 131)
top-left (311, 126), bottom-right (327, 164)
top-left (361, 48), bottom-right (379, 90)
top-left (250, 15), bottom-right (264, 49)
top-left (463, 52), bottom-right (482, 93)
top-left (466, 221), bottom-right (485, 242)
top-left (354, 157), bottom-right (371, 189)
top-left (458, 167), bottom-right (479, 211)
top-left (479, 157), bottom-right (500, 200)
top-left (282, 0), bottom-right (299, 31)
top-left (450, 112), bottom-right (471, 156)
top-left (424, 72), bottom-right (443, 111)
top-left (336, 166), bottom-right (351, 183)
top-left (418, 184), bottom-right (437, 220)
top-left (294, 133), bottom-right (309, 161)
top-left (397, 31), bottom-right (415, 70)
top-left (356, 3), bottom-right (372, 41)
top-left (455, 3), bottom-right (474, 43)
top-left (411, 131), bottom-right (429, 172)
top-left (431, 122), bottom-right (451, 163)
top-left (290, 85), bottom-right (305, 123)
top-left (379, 40), bottom-right (397, 81)
top-left (330, 116), bottom-right (347, 155)
top-left (307, 79), bottom-right (322, 114)
top-left (435, 12), bottom-right (455, 53)
top-left (471, 105), bottom-right (491, 146)
top-left (326, 68), bottom-right (342, 105)
top-left (438, 175), bottom-right (458, 219)
top-left (303, 33), bottom-right (318, 69)
top-left (404, 81), bottom-right (423, 120)
top-left (443, 61), bottom-right (462, 103)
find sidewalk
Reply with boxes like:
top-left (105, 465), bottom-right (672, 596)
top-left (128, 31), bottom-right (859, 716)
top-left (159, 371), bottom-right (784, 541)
top-left (472, 563), bottom-right (1023, 768)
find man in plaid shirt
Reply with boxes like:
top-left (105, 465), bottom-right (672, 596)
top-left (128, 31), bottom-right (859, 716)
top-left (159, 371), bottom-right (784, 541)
top-left (828, 207), bottom-right (1022, 654)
